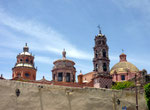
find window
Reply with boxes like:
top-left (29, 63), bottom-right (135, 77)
top-left (98, 40), bottom-right (101, 44)
top-left (30, 60), bottom-right (33, 64)
top-left (66, 73), bottom-right (71, 82)
top-left (17, 73), bottom-right (21, 78)
top-left (20, 59), bottom-right (23, 62)
top-left (58, 72), bottom-right (63, 81)
top-left (102, 41), bottom-right (105, 45)
top-left (25, 73), bottom-right (30, 77)
top-left (102, 49), bottom-right (106, 57)
top-left (121, 75), bottom-right (125, 80)
top-left (96, 64), bottom-right (98, 71)
top-left (103, 63), bottom-right (107, 72)
top-left (95, 50), bottom-right (98, 58)
top-left (26, 59), bottom-right (29, 63)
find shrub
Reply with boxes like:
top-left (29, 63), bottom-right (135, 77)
top-left (144, 83), bottom-right (150, 110)
top-left (112, 81), bottom-right (135, 90)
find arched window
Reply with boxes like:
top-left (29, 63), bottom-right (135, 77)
top-left (26, 59), bottom-right (29, 63)
top-left (25, 73), bottom-right (30, 77)
top-left (102, 41), bottom-right (105, 45)
top-left (121, 75), bottom-right (125, 80)
top-left (102, 49), bottom-right (106, 57)
top-left (103, 63), bottom-right (107, 72)
top-left (66, 73), bottom-right (71, 82)
top-left (96, 64), bottom-right (98, 71)
top-left (58, 72), bottom-right (63, 81)
top-left (30, 60), bottom-right (33, 64)
top-left (95, 50), bottom-right (98, 58)
top-left (98, 40), bottom-right (101, 44)
top-left (17, 73), bottom-right (21, 78)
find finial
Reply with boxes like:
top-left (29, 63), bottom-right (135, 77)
top-left (43, 76), bottom-right (45, 79)
top-left (62, 48), bottom-right (66, 59)
top-left (122, 49), bottom-right (124, 53)
top-left (80, 70), bottom-right (82, 73)
top-left (23, 43), bottom-right (29, 52)
top-left (1, 74), bottom-right (3, 78)
top-left (97, 25), bottom-right (102, 34)
top-left (79, 70), bottom-right (82, 75)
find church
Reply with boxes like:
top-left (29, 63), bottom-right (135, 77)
top-left (1, 29), bottom-right (150, 88)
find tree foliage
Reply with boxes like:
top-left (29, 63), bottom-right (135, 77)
top-left (112, 81), bottom-right (135, 90)
top-left (144, 83), bottom-right (150, 110)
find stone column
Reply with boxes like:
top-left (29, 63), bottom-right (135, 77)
top-left (63, 72), bottom-right (66, 82)
top-left (55, 72), bottom-right (58, 81)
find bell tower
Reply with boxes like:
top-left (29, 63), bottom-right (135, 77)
top-left (93, 27), bottom-right (110, 75)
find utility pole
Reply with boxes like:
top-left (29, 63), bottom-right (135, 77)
top-left (135, 74), bottom-right (138, 110)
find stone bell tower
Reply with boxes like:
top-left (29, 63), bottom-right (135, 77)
top-left (93, 27), bottom-right (110, 75)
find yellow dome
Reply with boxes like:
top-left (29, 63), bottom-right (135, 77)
top-left (110, 61), bottom-right (139, 75)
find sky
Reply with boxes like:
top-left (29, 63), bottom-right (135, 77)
top-left (0, 0), bottom-right (150, 80)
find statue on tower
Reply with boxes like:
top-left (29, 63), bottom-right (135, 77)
top-left (62, 49), bottom-right (66, 59)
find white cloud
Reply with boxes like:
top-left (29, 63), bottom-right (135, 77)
top-left (0, 8), bottom-right (92, 60)
top-left (35, 56), bottom-right (54, 64)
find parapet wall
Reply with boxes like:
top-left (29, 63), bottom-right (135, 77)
top-left (0, 80), bottom-right (148, 110)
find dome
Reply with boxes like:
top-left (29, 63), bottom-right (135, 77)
top-left (110, 53), bottom-right (139, 75)
top-left (53, 49), bottom-right (75, 69)
top-left (110, 61), bottom-right (139, 74)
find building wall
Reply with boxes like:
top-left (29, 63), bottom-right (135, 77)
top-left (94, 77), bottom-right (112, 88)
top-left (0, 80), bottom-right (148, 110)
top-left (82, 72), bottom-right (95, 83)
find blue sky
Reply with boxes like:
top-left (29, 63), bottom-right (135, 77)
top-left (0, 0), bottom-right (150, 80)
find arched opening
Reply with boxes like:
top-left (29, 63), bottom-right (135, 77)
top-left (25, 73), bottom-right (30, 78)
top-left (102, 49), bottom-right (106, 57)
top-left (102, 41), bottom-right (105, 45)
top-left (58, 72), bottom-right (63, 81)
top-left (96, 64), bottom-right (98, 71)
top-left (20, 59), bottom-right (23, 62)
top-left (121, 75), bottom-right (125, 80)
top-left (98, 40), bottom-right (101, 44)
top-left (17, 73), bottom-right (21, 78)
top-left (103, 63), bottom-right (107, 72)
top-left (95, 50), bottom-right (98, 58)
top-left (66, 73), bottom-right (71, 82)
top-left (26, 59), bottom-right (29, 63)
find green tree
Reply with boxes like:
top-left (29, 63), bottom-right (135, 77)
top-left (112, 81), bottom-right (135, 90)
top-left (144, 83), bottom-right (150, 110)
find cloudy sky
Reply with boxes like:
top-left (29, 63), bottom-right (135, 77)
top-left (0, 0), bottom-right (150, 80)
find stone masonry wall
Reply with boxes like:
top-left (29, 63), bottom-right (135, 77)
top-left (0, 80), bottom-right (148, 110)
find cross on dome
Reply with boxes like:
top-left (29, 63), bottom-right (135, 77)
top-left (97, 25), bottom-right (102, 34)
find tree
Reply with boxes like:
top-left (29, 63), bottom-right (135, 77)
top-left (112, 81), bottom-right (134, 90)
top-left (144, 83), bottom-right (150, 110)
